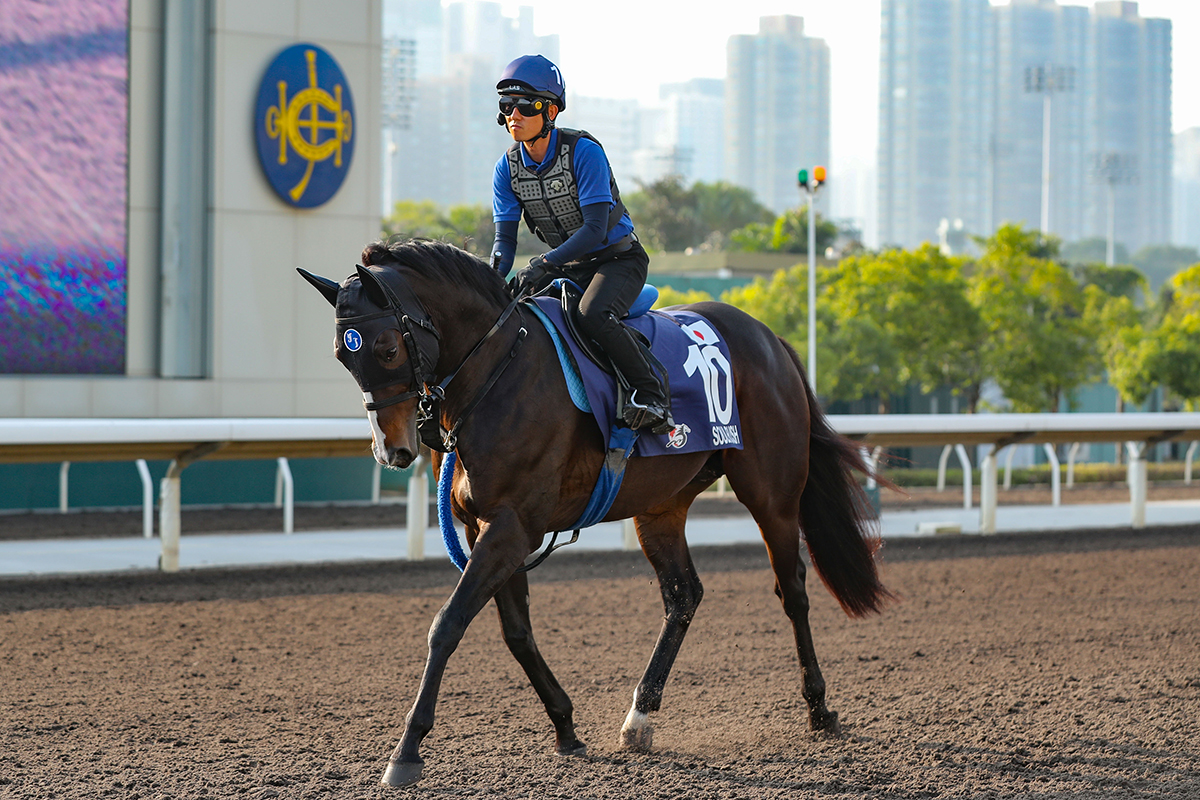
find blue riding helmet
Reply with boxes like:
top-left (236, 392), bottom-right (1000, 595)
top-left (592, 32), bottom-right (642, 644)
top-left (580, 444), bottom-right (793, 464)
top-left (497, 54), bottom-right (566, 111)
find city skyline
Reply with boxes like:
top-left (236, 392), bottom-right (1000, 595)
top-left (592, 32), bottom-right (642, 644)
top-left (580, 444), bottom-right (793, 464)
top-left (513, 0), bottom-right (1196, 181)
top-left (385, 0), bottom-right (1193, 249)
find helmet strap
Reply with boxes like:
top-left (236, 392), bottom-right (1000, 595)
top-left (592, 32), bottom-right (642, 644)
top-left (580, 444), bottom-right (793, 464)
top-left (537, 109), bottom-right (554, 140)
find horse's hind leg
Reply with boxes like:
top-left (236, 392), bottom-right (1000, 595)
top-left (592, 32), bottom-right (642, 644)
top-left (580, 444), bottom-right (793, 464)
top-left (725, 456), bottom-right (842, 735)
top-left (619, 497), bottom-right (704, 751)
top-left (493, 572), bottom-right (587, 757)
top-left (760, 510), bottom-right (841, 735)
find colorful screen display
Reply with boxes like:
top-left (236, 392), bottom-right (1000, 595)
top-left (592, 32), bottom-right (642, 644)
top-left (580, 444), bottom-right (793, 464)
top-left (0, 1), bottom-right (129, 374)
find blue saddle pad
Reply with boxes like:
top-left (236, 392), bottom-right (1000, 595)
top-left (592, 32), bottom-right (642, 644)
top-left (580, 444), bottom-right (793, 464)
top-left (530, 298), bottom-right (744, 457)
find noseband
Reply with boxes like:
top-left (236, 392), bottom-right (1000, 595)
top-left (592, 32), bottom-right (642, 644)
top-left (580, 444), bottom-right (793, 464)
top-left (337, 264), bottom-right (526, 452)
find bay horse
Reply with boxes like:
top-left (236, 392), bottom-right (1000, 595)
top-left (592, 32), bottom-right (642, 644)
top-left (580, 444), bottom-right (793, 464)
top-left (298, 238), bottom-right (892, 788)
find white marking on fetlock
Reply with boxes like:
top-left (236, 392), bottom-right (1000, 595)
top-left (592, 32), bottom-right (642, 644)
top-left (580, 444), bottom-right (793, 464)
top-left (623, 708), bottom-right (649, 732)
top-left (364, 393), bottom-right (387, 465)
top-left (619, 707), bottom-right (654, 750)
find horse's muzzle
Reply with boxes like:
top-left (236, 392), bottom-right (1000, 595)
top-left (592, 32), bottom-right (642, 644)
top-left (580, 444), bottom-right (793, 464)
top-left (387, 446), bottom-right (416, 469)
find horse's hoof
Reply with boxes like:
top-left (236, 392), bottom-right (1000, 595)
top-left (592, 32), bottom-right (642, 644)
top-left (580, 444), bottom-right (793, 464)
top-left (381, 759), bottom-right (424, 787)
top-left (556, 739), bottom-right (587, 757)
top-left (619, 722), bottom-right (654, 752)
top-left (810, 709), bottom-right (842, 738)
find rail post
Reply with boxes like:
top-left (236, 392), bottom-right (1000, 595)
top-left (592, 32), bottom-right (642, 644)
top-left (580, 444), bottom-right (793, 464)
top-left (980, 447), bottom-right (998, 533)
top-left (1125, 441), bottom-right (1147, 528)
top-left (407, 453), bottom-right (428, 561)
top-left (159, 442), bottom-right (226, 572)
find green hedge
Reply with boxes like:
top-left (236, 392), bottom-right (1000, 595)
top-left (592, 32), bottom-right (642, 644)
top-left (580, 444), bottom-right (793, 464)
top-left (879, 461), bottom-right (1193, 488)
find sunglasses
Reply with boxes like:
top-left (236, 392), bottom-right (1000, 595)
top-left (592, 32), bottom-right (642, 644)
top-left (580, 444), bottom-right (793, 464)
top-left (499, 95), bottom-right (547, 117)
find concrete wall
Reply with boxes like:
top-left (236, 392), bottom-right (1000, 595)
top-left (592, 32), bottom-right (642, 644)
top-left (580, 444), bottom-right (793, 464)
top-left (0, 0), bottom-right (382, 419)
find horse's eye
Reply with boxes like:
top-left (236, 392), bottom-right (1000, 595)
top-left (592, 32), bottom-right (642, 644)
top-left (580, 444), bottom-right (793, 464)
top-left (384, 347), bottom-right (399, 362)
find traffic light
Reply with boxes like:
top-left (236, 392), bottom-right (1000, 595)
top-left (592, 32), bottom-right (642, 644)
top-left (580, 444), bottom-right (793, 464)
top-left (798, 166), bottom-right (827, 192)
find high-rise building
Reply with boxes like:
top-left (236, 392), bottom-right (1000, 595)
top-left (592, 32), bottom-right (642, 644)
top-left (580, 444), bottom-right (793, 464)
top-left (384, 0), bottom-right (442, 79)
top-left (566, 95), bottom-right (643, 191)
top-left (725, 16), bottom-right (830, 214)
top-left (442, 1), bottom-right (558, 76)
top-left (1084, 1), bottom-right (1172, 252)
top-left (1173, 127), bottom-right (1200, 250)
top-left (991, 0), bottom-right (1088, 242)
top-left (647, 80), bottom-right (725, 185)
top-left (383, 0), bottom-right (443, 212)
top-left (877, 0), bottom-right (1171, 252)
top-left (878, 0), bottom-right (992, 248)
top-left (384, 1), bottom-right (560, 210)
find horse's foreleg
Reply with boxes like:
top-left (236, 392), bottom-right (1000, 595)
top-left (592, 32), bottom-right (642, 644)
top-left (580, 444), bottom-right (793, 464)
top-left (381, 513), bottom-right (530, 788)
top-left (620, 507), bottom-right (703, 752)
top-left (493, 573), bottom-right (587, 756)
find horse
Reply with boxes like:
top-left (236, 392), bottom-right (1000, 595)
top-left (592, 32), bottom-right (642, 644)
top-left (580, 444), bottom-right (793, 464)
top-left (298, 238), bottom-right (893, 788)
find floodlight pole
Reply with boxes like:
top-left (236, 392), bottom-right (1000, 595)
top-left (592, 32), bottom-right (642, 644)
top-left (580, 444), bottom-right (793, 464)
top-left (1024, 64), bottom-right (1074, 235)
top-left (807, 190), bottom-right (816, 392)
top-left (1041, 93), bottom-right (1051, 233)
top-left (797, 166), bottom-right (825, 393)
top-left (1091, 152), bottom-right (1135, 268)
top-left (1106, 180), bottom-right (1116, 266)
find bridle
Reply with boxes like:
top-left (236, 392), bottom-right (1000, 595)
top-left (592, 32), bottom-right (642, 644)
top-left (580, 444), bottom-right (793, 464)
top-left (337, 264), bottom-right (527, 453)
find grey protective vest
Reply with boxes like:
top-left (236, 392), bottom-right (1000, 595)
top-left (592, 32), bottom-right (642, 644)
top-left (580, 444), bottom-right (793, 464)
top-left (507, 128), bottom-right (627, 249)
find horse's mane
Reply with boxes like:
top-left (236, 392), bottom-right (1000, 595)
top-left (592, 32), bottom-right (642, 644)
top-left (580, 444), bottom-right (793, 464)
top-left (361, 238), bottom-right (511, 310)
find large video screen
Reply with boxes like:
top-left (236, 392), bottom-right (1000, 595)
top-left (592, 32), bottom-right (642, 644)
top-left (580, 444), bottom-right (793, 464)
top-left (0, 1), bottom-right (129, 374)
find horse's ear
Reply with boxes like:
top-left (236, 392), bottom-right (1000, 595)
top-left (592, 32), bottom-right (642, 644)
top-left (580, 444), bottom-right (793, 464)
top-left (356, 265), bottom-right (391, 309)
top-left (297, 268), bottom-right (340, 308)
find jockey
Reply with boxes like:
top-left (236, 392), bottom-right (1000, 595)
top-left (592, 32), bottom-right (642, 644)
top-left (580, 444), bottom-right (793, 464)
top-left (489, 54), bottom-right (673, 435)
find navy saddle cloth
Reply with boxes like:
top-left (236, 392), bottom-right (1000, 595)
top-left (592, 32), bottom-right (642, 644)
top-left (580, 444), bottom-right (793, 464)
top-left (528, 292), bottom-right (744, 458)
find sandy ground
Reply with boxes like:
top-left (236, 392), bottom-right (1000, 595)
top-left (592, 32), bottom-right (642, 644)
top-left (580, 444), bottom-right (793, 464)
top-left (0, 525), bottom-right (1197, 799)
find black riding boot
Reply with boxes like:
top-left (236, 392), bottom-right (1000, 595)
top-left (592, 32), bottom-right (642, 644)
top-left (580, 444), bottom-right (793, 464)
top-left (592, 313), bottom-right (674, 434)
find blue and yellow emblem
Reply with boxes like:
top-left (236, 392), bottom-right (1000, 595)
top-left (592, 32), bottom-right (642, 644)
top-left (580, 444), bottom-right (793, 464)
top-left (254, 43), bottom-right (355, 208)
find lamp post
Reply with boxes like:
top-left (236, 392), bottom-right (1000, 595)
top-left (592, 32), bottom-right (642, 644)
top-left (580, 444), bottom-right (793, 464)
top-left (798, 166), bottom-right (827, 392)
top-left (1090, 152), bottom-right (1136, 266)
top-left (1024, 64), bottom-right (1074, 234)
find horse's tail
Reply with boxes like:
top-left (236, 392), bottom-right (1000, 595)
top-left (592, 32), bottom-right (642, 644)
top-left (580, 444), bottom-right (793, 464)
top-left (783, 339), bottom-right (895, 618)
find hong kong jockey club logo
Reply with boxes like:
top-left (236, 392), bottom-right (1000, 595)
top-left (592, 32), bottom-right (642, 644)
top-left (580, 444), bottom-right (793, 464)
top-left (254, 43), bottom-right (355, 208)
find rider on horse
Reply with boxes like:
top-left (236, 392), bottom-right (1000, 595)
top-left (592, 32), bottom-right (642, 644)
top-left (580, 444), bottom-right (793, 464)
top-left (489, 54), bottom-right (674, 434)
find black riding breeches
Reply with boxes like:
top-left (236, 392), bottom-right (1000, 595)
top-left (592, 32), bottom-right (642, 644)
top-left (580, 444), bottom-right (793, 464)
top-left (560, 241), bottom-right (666, 402)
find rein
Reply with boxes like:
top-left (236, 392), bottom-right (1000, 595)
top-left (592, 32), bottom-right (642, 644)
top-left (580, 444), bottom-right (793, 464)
top-left (418, 295), bottom-right (527, 452)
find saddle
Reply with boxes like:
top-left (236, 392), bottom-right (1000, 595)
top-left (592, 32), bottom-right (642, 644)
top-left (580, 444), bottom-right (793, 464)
top-left (544, 279), bottom-right (669, 427)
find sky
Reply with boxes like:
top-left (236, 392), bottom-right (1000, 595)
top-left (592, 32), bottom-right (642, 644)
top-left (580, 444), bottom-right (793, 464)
top-left (505, 0), bottom-right (1198, 175)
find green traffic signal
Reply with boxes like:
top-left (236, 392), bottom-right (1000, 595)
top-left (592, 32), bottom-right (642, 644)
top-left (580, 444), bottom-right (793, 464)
top-left (798, 169), bottom-right (809, 187)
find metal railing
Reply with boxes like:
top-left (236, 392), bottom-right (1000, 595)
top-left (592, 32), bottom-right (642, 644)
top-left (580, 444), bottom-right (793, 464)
top-left (4, 413), bottom-right (1199, 570)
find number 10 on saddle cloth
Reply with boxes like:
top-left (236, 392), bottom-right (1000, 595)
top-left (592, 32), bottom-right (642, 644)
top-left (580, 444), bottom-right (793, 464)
top-left (530, 299), bottom-right (744, 458)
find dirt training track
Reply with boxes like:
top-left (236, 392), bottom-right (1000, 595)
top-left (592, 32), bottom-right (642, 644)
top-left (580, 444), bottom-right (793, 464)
top-left (1, 526), bottom-right (1198, 799)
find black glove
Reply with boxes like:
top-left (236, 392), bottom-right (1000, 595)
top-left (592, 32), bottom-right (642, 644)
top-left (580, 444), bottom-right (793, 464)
top-left (509, 254), bottom-right (551, 298)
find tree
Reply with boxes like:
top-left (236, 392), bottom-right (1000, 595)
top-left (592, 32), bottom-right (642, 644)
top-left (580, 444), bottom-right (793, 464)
top-left (382, 201), bottom-right (496, 257)
top-left (728, 206), bottom-right (838, 255)
top-left (1145, 265), bottom-right (1200, 409)
top-left (692, 181), bottom-right (774, 236)
top-left (624, 177), bottom-right (775, 253)
top-left (969, 225), bottom-right (1101, 412)
top-left (821, 245), bottom-right (984, 413)
top-left (1084, 285), bottom-right (1155, 410)
top-left (1073, 263), bottom-right (1145, 301)
top-left (1132, 244), bottom-right (1200, 292)
top-left (622, 175), bottom-right (707, 252)
top-left (839, 245), bottom-right (986, 411)
top-left (652, 286), bottom-right (713, 308)
top-left (1060, 236), bottom-right (1128, 266)
top-left (721, 264), bottom-right (816, 348)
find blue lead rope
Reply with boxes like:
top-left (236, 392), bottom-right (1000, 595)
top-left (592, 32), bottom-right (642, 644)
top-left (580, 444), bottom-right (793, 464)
top-left (438, 451), bottom-right (469, 570)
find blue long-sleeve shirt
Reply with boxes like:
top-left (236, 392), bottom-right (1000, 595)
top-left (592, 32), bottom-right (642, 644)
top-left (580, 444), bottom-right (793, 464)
top-left (490, 128), bottom-right (633, 276)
